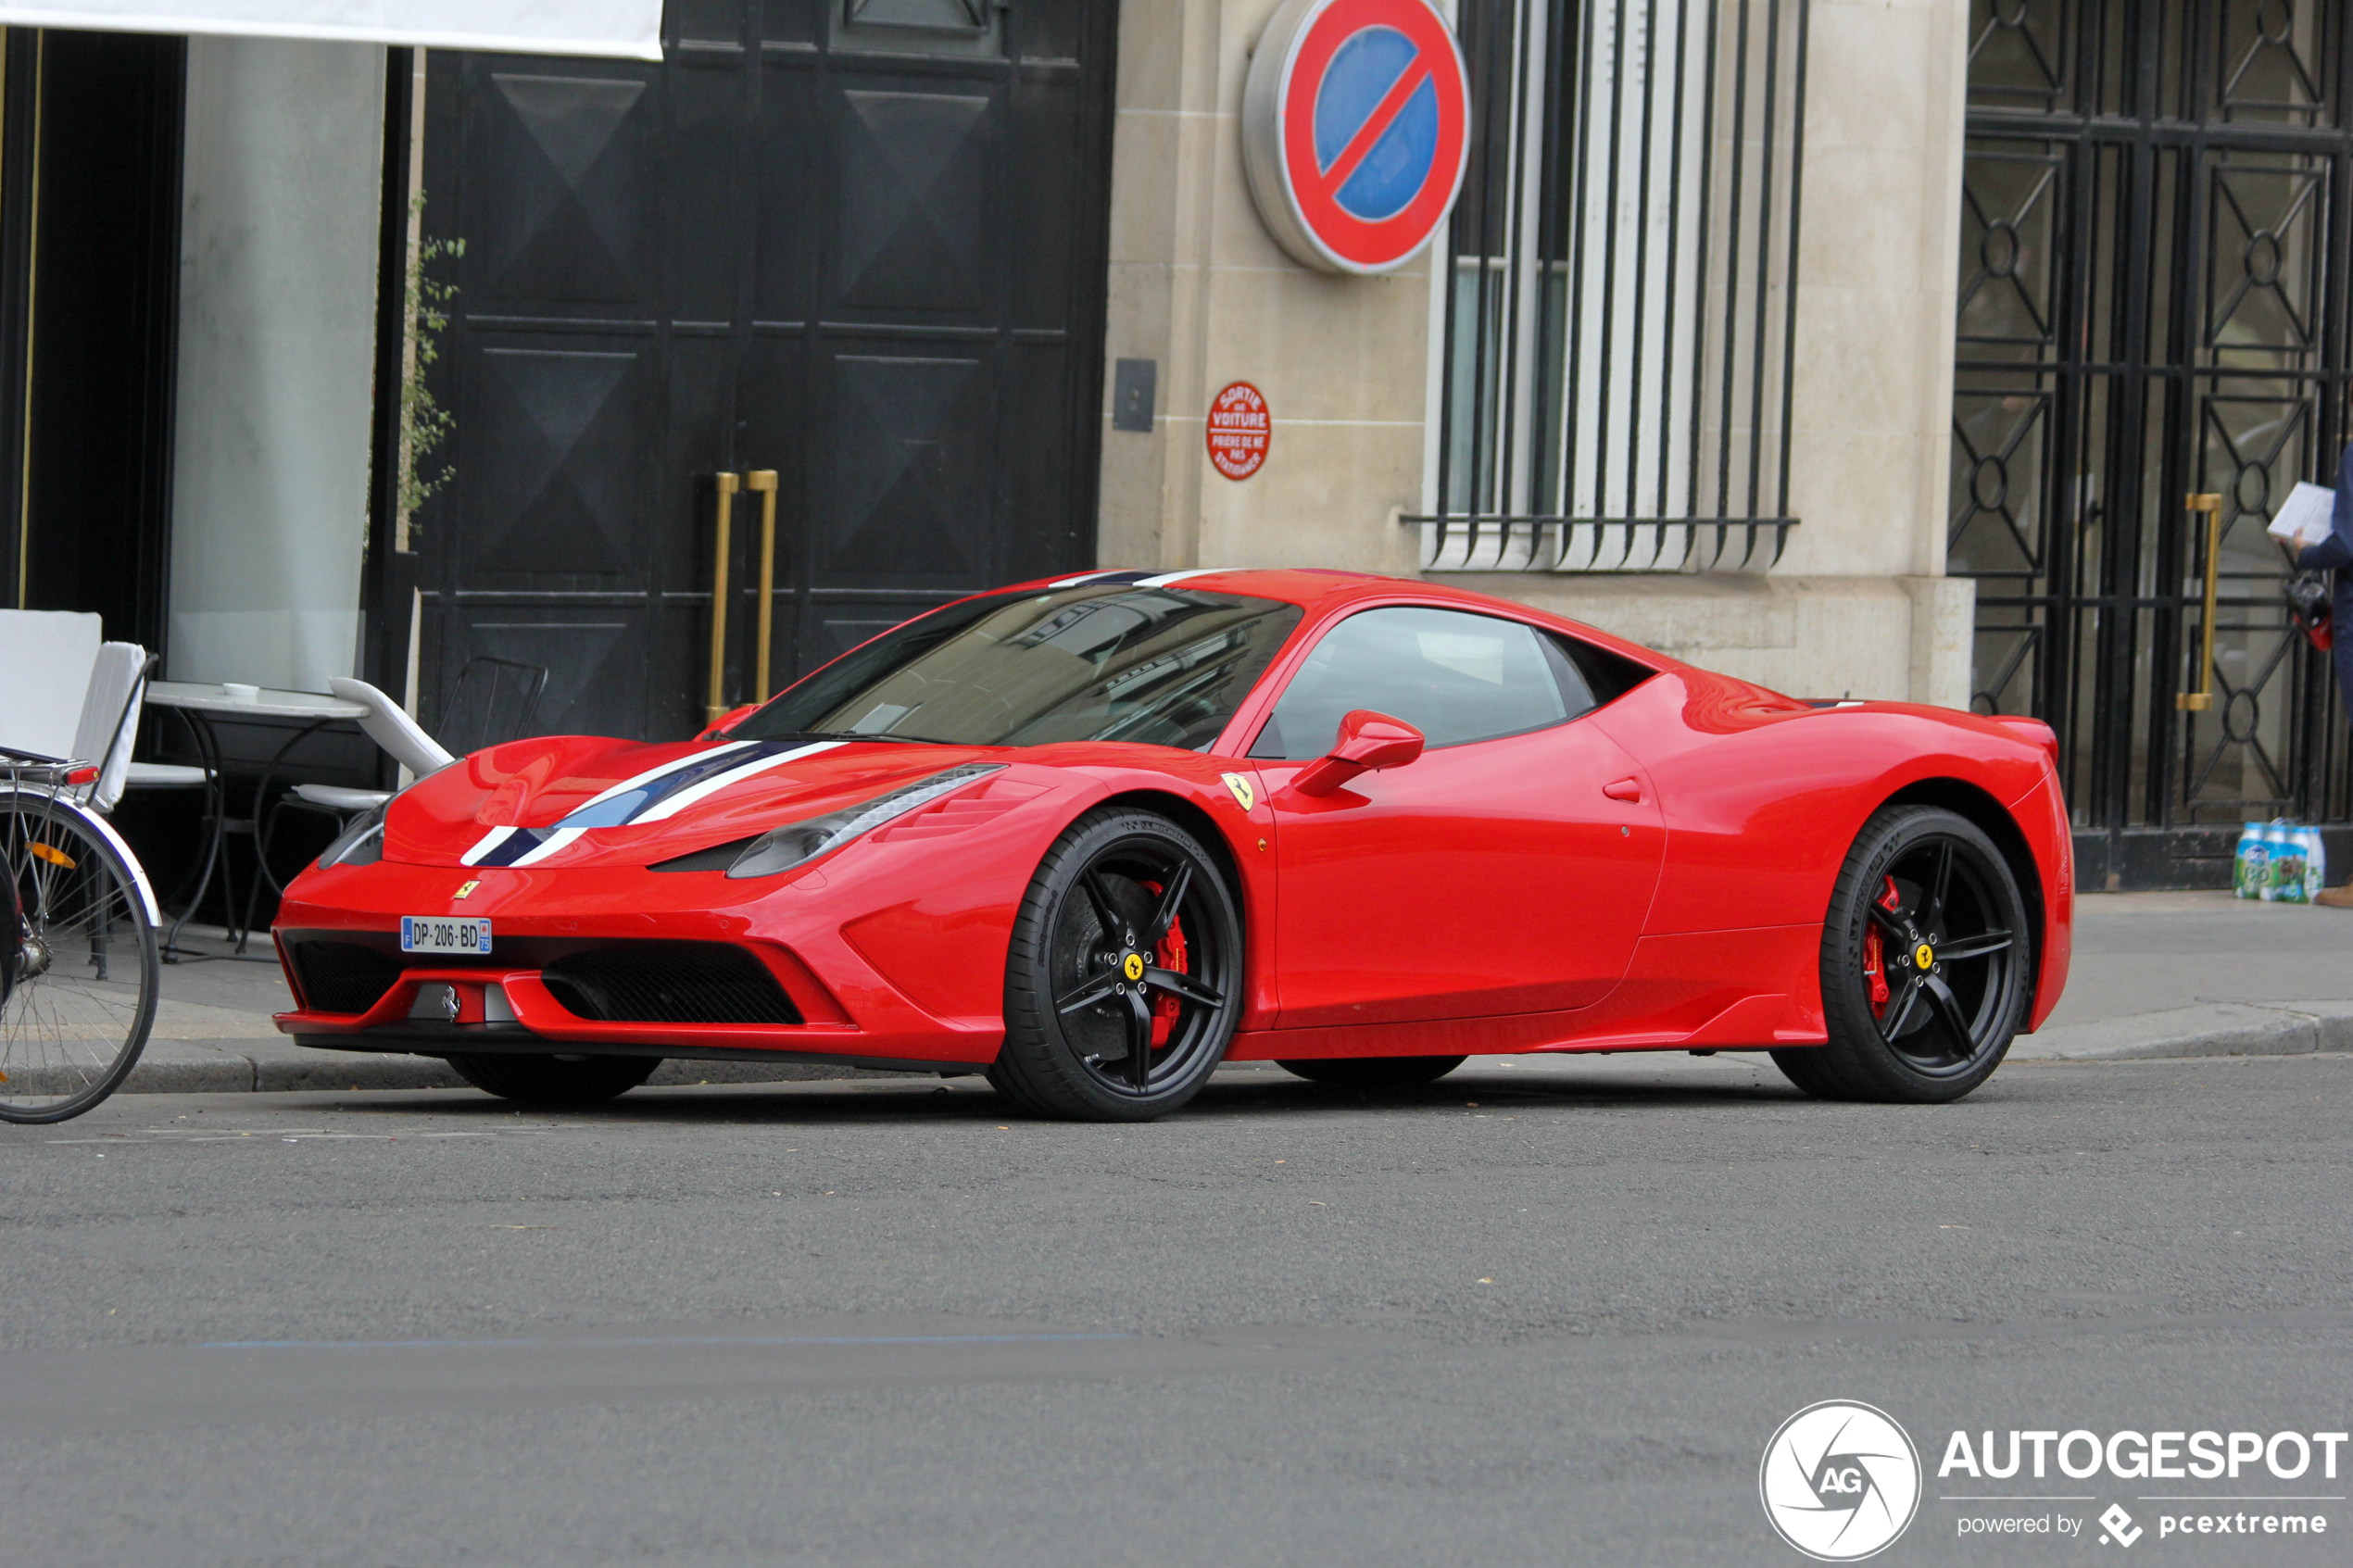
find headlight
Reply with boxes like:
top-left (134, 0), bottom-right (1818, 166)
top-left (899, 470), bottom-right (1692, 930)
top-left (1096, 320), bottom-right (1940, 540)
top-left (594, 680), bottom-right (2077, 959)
top-left (318, 801), bottom-right (388, 869)
top-left (725, 764), bottom-right (1003, 879)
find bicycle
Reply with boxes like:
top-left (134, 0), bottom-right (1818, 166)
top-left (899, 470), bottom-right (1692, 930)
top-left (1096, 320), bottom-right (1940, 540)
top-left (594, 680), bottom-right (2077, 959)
top-left (1, 746), bottom-right (160, 1123)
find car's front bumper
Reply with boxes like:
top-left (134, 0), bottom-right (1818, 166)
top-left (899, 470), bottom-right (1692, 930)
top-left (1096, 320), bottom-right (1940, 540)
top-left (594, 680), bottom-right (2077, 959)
top-left (271, 857), bottom-right (1015, 1068)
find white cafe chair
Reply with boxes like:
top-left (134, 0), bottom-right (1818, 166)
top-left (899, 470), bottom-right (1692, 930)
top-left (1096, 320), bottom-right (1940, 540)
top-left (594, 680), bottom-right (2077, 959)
top-left (71, 643), bottom-right (212, 814)
top-left (274, 677), bottom-right (457, 825)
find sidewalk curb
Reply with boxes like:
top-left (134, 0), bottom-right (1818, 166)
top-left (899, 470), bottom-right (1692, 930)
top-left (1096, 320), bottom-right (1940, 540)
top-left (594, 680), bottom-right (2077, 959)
top-left (108, 999), bottom-right (2353, 1095)
top-left (2011, 999), bottom-right (2353, 1062)
top-left (113, 1041), bottom-right (917, 1096)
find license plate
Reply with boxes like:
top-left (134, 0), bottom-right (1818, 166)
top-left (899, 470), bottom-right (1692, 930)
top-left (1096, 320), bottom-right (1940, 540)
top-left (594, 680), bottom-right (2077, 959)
top-left (400, 916), bottom-right (492, 956)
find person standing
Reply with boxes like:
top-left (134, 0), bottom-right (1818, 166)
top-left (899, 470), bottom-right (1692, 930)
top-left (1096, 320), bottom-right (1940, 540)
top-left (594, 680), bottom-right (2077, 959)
top-left (2293, 440), bottom-right (2353, 904)
top-left (2295, 440), bottom-right (2353, 724)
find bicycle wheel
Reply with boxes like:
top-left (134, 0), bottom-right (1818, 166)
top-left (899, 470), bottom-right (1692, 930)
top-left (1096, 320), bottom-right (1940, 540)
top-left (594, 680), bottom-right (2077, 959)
top-left (0, 789), bottom-right (159, 1122)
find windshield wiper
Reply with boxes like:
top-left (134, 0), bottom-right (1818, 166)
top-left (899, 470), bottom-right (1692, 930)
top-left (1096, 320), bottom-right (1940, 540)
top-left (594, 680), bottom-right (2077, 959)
top-left (771, 730), bottom-right (943, 746)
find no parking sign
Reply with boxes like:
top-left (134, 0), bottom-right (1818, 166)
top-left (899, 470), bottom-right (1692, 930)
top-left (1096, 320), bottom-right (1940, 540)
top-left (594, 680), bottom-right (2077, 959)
top-left (1241, 0), bottom-right (1471, 275)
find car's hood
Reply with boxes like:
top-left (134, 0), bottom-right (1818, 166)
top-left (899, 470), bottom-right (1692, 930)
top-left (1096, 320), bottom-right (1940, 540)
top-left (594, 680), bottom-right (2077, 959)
top-left (384, 734), bottom-right (1008, 870)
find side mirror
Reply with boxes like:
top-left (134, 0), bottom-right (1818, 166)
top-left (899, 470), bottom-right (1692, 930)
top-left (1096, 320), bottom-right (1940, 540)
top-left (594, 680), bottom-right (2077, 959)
top-left (700, 703), bottom-right (760, 741)
top-left (1289, 709), bottom-right (1425, 797)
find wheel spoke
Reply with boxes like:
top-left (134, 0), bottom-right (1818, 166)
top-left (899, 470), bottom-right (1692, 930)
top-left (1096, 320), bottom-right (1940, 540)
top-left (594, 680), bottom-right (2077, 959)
top-left (1936, 929), bottom-right (2012, 962)
top-left (1144, 966), bottom-right (1221, 1010)
top-left (1922, 840), bottom-right (1955, 931)
top-left (1144, 860), bottom-right (1191, 943)
top-left (1881, 976), bottom-right (1926, 1040)
top-left (1077, 870), bottom-right (1126, 943)
top-left (1866, 901), bottom-right (1909, 944)
top-left (1055, 972), bottom-right (1119, 1015)
top-left (1124, 987), bottom-right (1153, 1088)
top-left (1922, 974), bottom-right (1978, 1059)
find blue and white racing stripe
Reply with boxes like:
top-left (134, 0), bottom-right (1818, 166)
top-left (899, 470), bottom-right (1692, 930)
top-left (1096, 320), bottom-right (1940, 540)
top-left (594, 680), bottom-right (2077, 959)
top-left (459, 740), bottom-right (843, 869)
top-left (1046, 570), bottom-right (1158, 588)
top-left (1047, 568), bottom-right (1225, 590)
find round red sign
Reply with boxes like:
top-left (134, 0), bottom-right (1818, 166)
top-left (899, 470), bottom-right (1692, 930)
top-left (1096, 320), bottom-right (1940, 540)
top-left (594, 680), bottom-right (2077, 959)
top-left (1206, 382), bottom-right (1271, 481)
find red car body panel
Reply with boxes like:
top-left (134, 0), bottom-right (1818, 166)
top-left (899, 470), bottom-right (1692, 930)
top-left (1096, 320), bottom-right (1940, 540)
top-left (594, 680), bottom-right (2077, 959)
top-left (272, 569), bottom-right (2073, 1066)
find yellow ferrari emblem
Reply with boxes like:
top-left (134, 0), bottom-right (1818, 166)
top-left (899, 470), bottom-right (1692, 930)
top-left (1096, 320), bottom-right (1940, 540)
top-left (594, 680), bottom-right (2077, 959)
top-left (1914, 943), bottom-right (1935, 971)
top-left (1123, 952), bottom-right (1146, 982)
top-left (1220, 771), bottom-right (1255, 811)
top-left (455, 880), bottom-right (481, 900)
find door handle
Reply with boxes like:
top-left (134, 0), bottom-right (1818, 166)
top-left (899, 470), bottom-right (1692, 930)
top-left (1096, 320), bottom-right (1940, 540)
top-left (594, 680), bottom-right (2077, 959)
top-left (1603, 776), bottom-right (1642, 802)
top-left (706, 472), bottom-right (740, 724)
top-left (2176, 492), bottom-right (2223, 713)
top-left (747, 470), bottom-right (780, 701)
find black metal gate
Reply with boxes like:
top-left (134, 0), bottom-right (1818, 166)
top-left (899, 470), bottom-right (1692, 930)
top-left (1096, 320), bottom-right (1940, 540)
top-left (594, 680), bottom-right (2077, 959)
top-left (396, 0), bottom-right (1114, 743)
top-left (1953, 0), bottom-right (2353, 888)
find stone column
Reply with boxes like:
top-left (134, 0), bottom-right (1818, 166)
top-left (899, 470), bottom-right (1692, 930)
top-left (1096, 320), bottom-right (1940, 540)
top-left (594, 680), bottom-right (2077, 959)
top-left (1098, 0), bottom-right (1433, 577)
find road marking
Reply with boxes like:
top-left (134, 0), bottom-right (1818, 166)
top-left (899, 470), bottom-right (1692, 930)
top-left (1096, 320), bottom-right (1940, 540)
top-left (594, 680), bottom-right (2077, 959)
top-left (199, 1331), bottom-right (1138, 1351)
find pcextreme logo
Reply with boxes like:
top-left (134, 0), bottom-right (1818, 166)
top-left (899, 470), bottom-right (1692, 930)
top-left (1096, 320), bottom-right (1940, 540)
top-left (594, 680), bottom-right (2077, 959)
top-left (1760, 1400), bottom-right (1923, 1561)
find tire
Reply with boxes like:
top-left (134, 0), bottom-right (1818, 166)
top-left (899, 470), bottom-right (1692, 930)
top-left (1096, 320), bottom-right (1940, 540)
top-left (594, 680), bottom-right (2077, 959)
top-left (445, 1052), bottom-right (659, 1105)
top-left (1767, 1044), bottom-right (1843, 1098)
top-left (1276, 1055), bottom-right (1466, 1088)
top-left (0, 789), bottom-right (159, 1123)
top-left (1785, 804), bottom-right (2032, 1103)
top-left (993, 807), bottom-right (1243, 1122)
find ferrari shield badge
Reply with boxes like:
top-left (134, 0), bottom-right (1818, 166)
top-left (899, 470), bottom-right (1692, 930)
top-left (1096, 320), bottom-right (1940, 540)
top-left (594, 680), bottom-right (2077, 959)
top-left (454, 880), bottom-right (481, 900)
top-left (1220, 772), bottom-right (1256, 811)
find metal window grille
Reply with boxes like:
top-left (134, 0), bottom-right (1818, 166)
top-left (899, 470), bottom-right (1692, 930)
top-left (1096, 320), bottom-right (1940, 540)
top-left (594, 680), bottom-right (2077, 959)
top-left (1414, 0), bottom-right (1811, 573)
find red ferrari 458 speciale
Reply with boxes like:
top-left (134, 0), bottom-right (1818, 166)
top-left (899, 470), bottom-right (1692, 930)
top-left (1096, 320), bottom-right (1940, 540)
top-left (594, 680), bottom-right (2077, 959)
top-left (272, 569), bottom-right (2072, 1120)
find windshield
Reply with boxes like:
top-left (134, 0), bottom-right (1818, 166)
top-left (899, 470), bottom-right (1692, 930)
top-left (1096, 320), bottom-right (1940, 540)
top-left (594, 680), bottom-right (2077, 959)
top-left (732, 583), bottom-right (1303, 750)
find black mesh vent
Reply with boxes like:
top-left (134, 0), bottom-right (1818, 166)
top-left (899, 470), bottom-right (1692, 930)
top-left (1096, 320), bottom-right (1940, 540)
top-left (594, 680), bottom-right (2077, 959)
top-left (650, 835), bottom-right (760, 873)
top-left (541, 943), bottom-right (801, 1025)
top-left (291, 941), bottom-right (404, 1015)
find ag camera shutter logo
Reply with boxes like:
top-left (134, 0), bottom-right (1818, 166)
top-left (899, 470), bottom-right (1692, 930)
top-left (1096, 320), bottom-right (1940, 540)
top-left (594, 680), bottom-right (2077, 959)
top-left (1760, 1400), bottom-right (1922, 1561)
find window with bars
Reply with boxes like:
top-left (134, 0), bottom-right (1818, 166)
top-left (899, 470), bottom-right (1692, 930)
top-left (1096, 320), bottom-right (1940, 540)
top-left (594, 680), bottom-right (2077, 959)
top-left (1414, 0), bottom-right (1811, 573)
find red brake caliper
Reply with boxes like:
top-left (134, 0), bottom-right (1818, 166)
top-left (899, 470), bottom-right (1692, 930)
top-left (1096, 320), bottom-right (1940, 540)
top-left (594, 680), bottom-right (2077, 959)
top-left (1137, 880), bottom-right (1188, 1048)
top-left (1863, 875), bottom-right (1900, 1015)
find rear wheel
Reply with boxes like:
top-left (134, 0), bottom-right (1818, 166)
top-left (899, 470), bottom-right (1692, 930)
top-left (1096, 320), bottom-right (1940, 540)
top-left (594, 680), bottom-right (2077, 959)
top-left (0, 790), bottom-right (158, 1123)
top-left (1276, 1055), bottom-right (1465, 1088)
top-left (1775, 805), bottom-right (2032, 1103)
top-left (445, 1052), bottom-right (658, 1105)
top-left (993, 808), bottom-right (1242, 1121)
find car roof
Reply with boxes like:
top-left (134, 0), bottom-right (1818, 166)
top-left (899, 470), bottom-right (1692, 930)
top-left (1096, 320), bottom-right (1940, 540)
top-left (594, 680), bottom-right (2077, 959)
top-left (1013, 568), bottom-right (1674, 671)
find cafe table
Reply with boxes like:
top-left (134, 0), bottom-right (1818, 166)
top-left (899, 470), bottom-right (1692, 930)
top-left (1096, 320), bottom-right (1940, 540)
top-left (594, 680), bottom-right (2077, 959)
top-left (144, 682), bottom-right (371, 960)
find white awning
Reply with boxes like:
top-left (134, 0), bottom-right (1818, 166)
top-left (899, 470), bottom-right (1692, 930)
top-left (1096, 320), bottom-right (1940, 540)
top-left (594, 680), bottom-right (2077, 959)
top-left (0, 1), bottom-right (662, 58)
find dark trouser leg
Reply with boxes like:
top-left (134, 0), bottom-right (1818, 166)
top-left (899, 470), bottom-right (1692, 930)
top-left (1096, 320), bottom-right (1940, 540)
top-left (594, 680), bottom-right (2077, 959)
top-left (2336, 618), bottom-right (2353, 729)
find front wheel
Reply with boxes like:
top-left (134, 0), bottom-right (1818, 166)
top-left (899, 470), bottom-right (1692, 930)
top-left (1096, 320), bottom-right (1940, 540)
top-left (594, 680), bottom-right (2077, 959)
top-left (445, 1052), bottom-right (659, 1105)
top-left (993, 808), bottom-right (1243, 1121)
top-left (1775, 804), bottom-right (2032, 1103)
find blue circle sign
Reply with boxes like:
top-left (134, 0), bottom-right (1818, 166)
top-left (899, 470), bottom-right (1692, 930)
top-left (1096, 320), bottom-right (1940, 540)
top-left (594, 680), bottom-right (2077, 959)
top-left (1242, 0), bottom-right (1470, 275)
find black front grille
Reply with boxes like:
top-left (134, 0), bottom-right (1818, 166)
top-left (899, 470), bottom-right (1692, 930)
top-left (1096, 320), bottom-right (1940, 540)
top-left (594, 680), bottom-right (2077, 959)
top-left (290, 942), bottom-right (404, 1014)
top-left (540, 943), bottom-right (801, 1025)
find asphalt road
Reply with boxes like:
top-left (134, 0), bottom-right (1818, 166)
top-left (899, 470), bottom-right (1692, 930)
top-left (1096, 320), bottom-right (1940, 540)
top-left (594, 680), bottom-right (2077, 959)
top-left (2, 1052), bottom-right (2347, 1568)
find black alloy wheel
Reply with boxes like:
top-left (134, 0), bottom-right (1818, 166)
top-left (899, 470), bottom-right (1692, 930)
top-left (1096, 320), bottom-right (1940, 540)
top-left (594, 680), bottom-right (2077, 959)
top-left (1774, 804), bottom-right (2032, 1103)
top-left (993, 808), bottom-right (1242, 1121)
top-left (1276, 1055), bottom-right (1465, 1088)
top-left (445, 1051), bottom-right (660, 1105)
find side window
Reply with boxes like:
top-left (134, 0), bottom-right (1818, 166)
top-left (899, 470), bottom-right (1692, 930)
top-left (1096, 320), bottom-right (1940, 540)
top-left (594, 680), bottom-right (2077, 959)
top-left (1249, 607), bottom-right (1589, 759)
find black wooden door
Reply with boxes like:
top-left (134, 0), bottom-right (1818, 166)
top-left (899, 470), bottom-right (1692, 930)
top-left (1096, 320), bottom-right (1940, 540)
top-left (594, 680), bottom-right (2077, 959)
top-left (411, 0), bottom-right (1114, 742)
